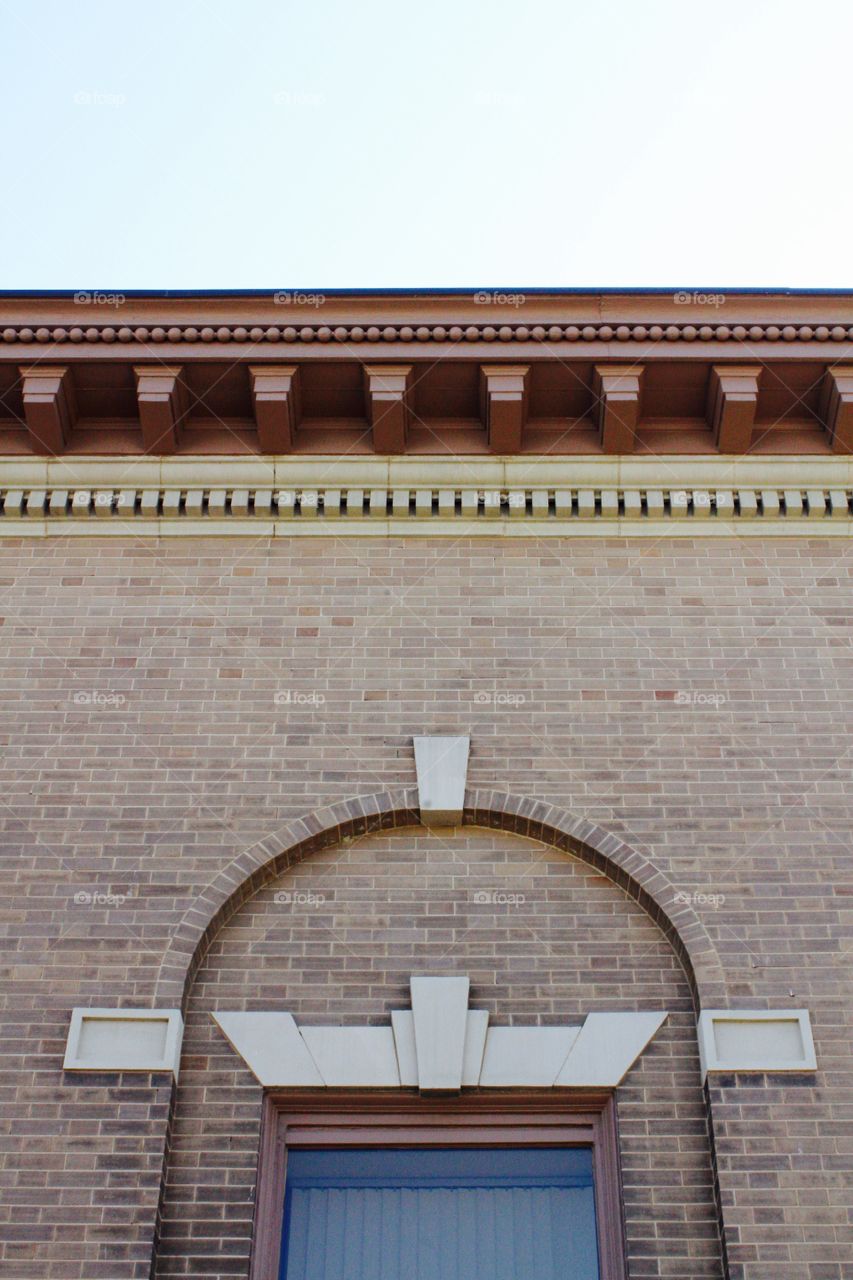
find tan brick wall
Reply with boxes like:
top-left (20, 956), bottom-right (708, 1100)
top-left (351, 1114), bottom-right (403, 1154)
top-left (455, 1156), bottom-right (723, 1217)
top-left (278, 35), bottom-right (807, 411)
top-left (1, 535), bottom-right (851, 1279)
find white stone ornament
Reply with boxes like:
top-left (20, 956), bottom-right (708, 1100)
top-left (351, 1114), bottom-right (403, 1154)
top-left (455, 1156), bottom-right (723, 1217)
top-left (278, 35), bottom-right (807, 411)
top-left (63, 1008), bottom-right (184, 1078)
top-left (461, 1009), bottom-right (490, 1085)
top-left (212, 976), bottom-right (668, 1091)
top-left (390, 1007), bottom-right (489, 1087)
top-left (479, 1026), bottom-right (581, 1087)
top-left (413, 735), bottom-right (470, 825)
top-left (390, 1011), bottom-right (419, 1085)
top-left (214, 1011), bottom-right (323, 1087)
top-left (299, 1026), bottom-right (400, 1087)
top-left (697, 1009), bottom-right (817, 1081)
top-left (410, 974), bottom-right (470, 1090)
top-left (554, 1011), bottom-right (668, 1087)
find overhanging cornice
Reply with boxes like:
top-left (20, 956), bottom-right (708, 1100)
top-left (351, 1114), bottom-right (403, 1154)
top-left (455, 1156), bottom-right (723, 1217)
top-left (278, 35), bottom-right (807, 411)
top-left (2, 293), bottom-right (852, 459)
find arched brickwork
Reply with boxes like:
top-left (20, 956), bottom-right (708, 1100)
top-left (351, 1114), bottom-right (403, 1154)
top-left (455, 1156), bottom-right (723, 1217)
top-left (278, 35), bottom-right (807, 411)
top-left (154, 788), bottom-right (726, 1012)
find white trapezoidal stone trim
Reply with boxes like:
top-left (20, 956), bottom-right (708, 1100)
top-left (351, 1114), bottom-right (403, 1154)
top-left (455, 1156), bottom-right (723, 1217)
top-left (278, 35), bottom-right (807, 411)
top-left (409, 974), bottom-right (470, 1090)
top-left (413, 737), bottom-right (470, 827)
top-left (212, 976), bottom-right (668, 1091)
top-left (479, 1026), bottom-right (582, 1087)
top-left (299, 1026), bottom-right (400, 1087)
top-left (554, 1011), bottom-right (668, 1087)
top-left (214, 1011), bottom-right (324, 1087)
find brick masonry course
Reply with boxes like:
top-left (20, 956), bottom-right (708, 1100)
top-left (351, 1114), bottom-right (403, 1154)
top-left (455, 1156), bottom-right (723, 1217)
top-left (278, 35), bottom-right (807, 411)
top-left (1, 535), bottom-right (852, 1280)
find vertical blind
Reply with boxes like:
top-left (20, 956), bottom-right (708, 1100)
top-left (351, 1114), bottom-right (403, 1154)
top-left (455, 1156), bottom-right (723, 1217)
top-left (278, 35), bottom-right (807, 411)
top-left (280, 1148), bottom-right (600, 1280)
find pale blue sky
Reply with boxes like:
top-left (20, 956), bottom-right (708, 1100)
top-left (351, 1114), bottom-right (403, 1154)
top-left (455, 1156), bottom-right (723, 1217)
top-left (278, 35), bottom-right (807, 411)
top-left (1, 0), bottom-right (852, 289)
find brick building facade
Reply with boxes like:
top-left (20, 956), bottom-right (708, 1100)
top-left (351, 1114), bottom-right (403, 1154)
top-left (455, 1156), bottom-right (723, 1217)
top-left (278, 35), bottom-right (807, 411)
top-left (1, 290), bottom-right (852, 1280)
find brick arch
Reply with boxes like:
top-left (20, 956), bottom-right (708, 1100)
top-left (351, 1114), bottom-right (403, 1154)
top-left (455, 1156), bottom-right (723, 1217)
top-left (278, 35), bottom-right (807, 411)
top-left (154, 787), bottom-right (726, 1011)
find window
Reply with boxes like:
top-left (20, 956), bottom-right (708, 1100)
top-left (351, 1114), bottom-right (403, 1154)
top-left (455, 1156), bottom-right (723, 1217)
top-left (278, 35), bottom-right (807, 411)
top-left (281, 1146), bottom-right (597, 1279)
top-left (250, 1095), bottom-right (626, 1280)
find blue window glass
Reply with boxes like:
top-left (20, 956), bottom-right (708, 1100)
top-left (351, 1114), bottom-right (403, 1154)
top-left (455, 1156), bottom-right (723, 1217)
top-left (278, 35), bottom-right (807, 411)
top-left (279, 1147), bottom-right (599, 1280)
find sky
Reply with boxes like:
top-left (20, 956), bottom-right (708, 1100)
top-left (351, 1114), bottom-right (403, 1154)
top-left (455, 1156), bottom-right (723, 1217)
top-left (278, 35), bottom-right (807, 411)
top-left (1, 0), bottom-right (852, 290)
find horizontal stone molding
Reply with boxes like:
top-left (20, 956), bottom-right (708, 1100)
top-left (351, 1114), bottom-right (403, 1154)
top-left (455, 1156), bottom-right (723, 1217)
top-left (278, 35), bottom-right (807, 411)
top-left (213, 977), bottom-right (668, 1091)
top-left (1, 455), bottom-right (852, 535)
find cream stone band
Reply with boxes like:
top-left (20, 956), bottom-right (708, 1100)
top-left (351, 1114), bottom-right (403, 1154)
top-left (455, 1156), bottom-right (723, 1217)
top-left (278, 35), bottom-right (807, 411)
top-left (1, 456), bottom-right (852, 536)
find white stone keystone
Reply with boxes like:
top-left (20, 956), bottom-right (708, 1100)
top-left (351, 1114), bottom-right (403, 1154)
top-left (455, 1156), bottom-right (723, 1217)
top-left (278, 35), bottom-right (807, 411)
top-left (410, 975), bottom-right (470, 1091)
top-left (413, 735), bottom-right (470, 826)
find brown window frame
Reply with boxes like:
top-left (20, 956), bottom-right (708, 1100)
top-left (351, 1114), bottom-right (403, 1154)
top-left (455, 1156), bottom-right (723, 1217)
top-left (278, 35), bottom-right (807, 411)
top-left (249, 1090), bottom-right (627, 1280)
